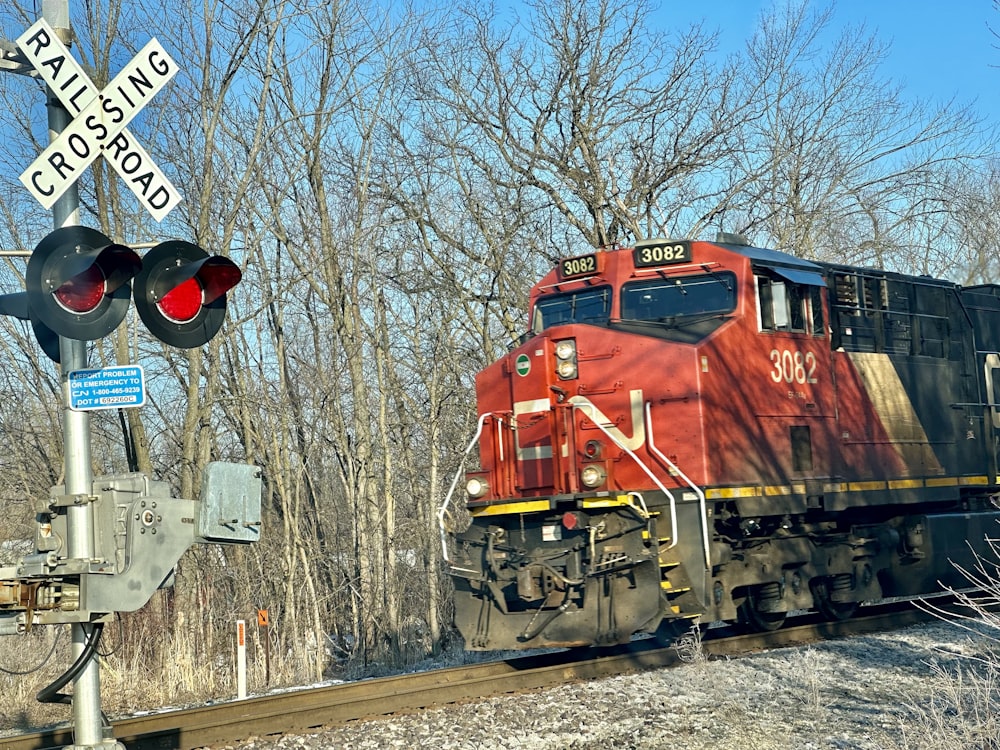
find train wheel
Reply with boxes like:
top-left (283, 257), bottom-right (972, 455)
top-left (813, 576), bottom-right (858, 621)
top-left (737, 584), bottom-right (787, 632)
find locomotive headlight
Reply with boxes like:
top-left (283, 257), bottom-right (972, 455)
top-left (554, 339), bottom-right (578, 380)
top-left (554, 340), bottom-right (576, 360)
top-left (466, 477), bottom-right (490, 499)
top-left (556, 359), bottom-right (578, 379)
top-left (580, 464), bottom-right (607, 488)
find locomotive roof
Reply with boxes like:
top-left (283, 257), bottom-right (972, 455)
top-left (716, 240), bottom-right (958, 290)
top-left (714, 241), bottom-right (824, 272)
top-left (713, 241), bottom-right (827, 286)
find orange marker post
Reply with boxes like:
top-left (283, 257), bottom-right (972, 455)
top-left (236, 619), bottom-right (247, 699)
top-left (257, 609), bottom-right (271, 685)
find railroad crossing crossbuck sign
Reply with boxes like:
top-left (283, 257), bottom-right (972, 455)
top-left (16, 19), bottom-right (182, 222)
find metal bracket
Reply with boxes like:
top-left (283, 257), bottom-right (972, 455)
top-left (38, 492), bottom-right (99, 512)
top-left (0, 38), bottom-right (37, 77)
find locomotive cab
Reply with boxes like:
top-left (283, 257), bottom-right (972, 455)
top-left (440, 236), bottom-right (1000, 650)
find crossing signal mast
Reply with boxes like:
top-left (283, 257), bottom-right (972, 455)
top-left (0, 8), bottom-right (261, 750)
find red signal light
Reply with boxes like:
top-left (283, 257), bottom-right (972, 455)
top-left (135, 241), bottom-right (242, 348)
top-left (54, 265), bottom-right (107, 313)
top-left (156, 258), bottom-right (242, 323)
top-left (158, 276), bottom-right (203, 323)
top-left (24, 227), bottom-right (141, 352)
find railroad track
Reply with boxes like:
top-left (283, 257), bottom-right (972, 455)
top-left (1, 601), bottom-right (947, 750)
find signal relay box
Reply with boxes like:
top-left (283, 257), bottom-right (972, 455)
top-left (197, 461), bottom-right (263, 543)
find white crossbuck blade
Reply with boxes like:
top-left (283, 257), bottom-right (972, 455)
top-left (17, 19), bottom-right (181, 222)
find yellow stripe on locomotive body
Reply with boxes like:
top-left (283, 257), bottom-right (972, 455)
top-left (763, 484), bottom-right (807, 496)
top-left (468, 475), bottom-right (996, 518)
top-left (848, 481), bottom-right (887, 492)
top-left (961, 476), bottom-right (991, 486)
top-left (581, 495), bottom-right (636, 509)
top-left (706, 475), bottom-right (991, 502)
top-left (888, 479), bottom-right (924, 490)
top-left (705, 486), bottom-right (760, 500)
top-left (469, 494), bottom-right (640, 517)
top-left (469, 499), bottom-right (552, 517)
top-left (925, 477), bottom-right (958, 488)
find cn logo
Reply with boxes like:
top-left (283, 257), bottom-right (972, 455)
top-left (510, 390), bottom-right (647, 463)
top-left (569, 390), bottom-right (646, 451)
top-left (515, 353), bottom-right (531, 376)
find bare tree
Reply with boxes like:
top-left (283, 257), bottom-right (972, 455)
top-left (725, 1), bottom-right (994, 269)
top-left (927, 159), bottom-right (1000, 284)
top-left (398, 0), bottom-right (748, 252)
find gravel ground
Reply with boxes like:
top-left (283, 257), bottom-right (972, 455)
top-left (207, 619), bottom-right (1000, 750)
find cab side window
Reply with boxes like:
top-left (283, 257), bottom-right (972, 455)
top-left (757, 275), bottom-right (824, 336)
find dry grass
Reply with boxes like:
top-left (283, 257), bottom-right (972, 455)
top-left (0, 628), bottom-right (74, 732)
top-left (0, 610), bottom-right (305, 732)
top-left (891, 648), bottom-right (1000, 749)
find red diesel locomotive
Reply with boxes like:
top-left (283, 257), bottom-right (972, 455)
top-left (439, 234), bottom-right (1000, 650)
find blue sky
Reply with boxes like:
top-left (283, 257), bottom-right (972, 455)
top-left (663, 1), bottom-right (999, 124)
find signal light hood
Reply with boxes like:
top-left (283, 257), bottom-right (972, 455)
top-left (0, 227), bottom-right (242, 361)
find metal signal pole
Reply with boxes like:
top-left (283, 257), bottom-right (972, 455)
top-left (39, 1), bottom-right (109, 747)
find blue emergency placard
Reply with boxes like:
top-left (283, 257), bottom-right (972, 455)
top-left (68, 365), bottom-right (146, 411)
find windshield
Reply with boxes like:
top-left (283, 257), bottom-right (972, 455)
top-left (620, 273), bottom-right (737, 322)
top-left (532, 286), bottom-right (612, 333)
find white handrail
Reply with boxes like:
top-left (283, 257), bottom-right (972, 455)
top-left (644, 402), bottom-right (711, 571)
top-left (437, 413), bottom-right (492, 568)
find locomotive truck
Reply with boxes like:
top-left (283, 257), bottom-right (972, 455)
top-left (438, 234), bottom-right (1000, 650)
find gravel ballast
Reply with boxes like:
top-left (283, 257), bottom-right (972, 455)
top-left (214, 620), bottom-right (998, 750)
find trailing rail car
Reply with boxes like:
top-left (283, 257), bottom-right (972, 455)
top-left (438, 234), bottom-right (1000, 650)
